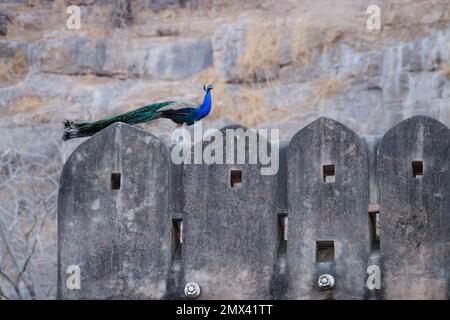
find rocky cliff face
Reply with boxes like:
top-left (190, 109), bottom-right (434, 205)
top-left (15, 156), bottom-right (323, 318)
top-left (0, 0), bottom-right (449, 299)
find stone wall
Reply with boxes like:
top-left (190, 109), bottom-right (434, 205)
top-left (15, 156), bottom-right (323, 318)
top-left (287, 118), bottom-right (370, 299)
top-left (57, 115), bottom-right (450, 299)
top-left (378, 116), bottom-right (450, 299)
top-left (58, 123), bottom-right (172, 299)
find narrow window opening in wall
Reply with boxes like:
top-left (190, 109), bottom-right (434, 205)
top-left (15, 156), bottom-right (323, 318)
top-left (173, 219), bottom-right (183, 247)
top-left (316, 241), bottom-right (334, 263)
top-left (111, 172), bottom-right (121, 190)
top-left (412, 160), bottom-right (423, 178)
top-left (369, 211), bottom-right (380, 249)
top-left (323, 164), bottom-right (335, 183)
top-left (275, 214), bottom-right (288, 276)
top-left (278, 214), bottom-right (288, 242)
top-left (230, 169), bottom-right (242, 188)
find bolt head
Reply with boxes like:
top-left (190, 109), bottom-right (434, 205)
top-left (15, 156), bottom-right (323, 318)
top-left (184, 282), bottom-right (201, 299)
top-left (318, 274), bottom-right (335, 290)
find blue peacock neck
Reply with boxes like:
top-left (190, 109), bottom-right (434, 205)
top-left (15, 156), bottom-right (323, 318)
top-left (196, 89), bottom-right (212, 119)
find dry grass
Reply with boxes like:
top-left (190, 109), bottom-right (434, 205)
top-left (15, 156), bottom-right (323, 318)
top-left (442, 63), bottom-right (450, 80)
top-left (0, 48), bottom-right (29, 86)
top-left (4, 95), bottom-right (46, 116)
top-left (0, 61), bottom-right (11, 82)
top-left (243, 90), bottom-right (290, 126)
top-left (313, 76), bottom-right (341, 99)
top-left (213, 86), bottom-right (290, 128)
top-left (238, 21), bottom-right (281, 82)
top-left (291, 15), bottom-right (345, 67)
top-left (11, 48), bottom-right (28, 75)
top-left (233, 87), bottom-right (270, 127)
top-left (3, 5), bottom-right (44, 41)
top-left (290, 16), bottom-right (313, 67)
top-left (323, 29), bottom-right (344, 52)
top-left (298, 75), bottom-right (342, 109)
top-left (52, 0), bottom-right (66, 11)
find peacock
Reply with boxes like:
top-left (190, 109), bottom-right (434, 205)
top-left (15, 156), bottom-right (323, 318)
top-left (62, 83), bottom-right (214, 140)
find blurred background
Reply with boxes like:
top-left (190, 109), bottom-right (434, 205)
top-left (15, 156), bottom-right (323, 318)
top-left (0, 0), bottom-right (449, 299)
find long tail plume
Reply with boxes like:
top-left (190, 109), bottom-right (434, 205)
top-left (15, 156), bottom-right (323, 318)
top-left (62, 120), bottom-right (91, 141)
top-left (61, 101), bottom-right (174, 140)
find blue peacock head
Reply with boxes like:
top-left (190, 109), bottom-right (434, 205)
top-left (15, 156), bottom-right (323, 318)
top-left (203, 82), bottom-right (214, 92)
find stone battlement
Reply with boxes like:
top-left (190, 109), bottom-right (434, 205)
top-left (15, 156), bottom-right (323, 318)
top-left (57, 115), bottom-right (450, 300)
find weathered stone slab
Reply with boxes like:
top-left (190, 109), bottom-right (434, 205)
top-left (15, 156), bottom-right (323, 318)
top-left (287, 117), bottom-right (370, 299)
top-left (378, 116), bottom-right (450, 299)
top-left (28, 36), bottom-right (106, 76)
top-left (28, 35), bottom-right (212, 80)
top-left (182, 124), bottom-right (279, 299)
top-left (58, 123), bottom-right (172, 299)
top-left (102, 37), bottom-right (213, 80)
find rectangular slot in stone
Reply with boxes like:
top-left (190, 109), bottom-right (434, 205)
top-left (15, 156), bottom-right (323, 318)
top-left (412, 160), bottom-right (423, 178)
top-left (173, 219), bottom-right (183, 245)
top-left (111, 172), bottom-right (121, 190)
top-left (369, 211), bottom-right (380, 247)
top-left (323, 164), bottom-right (335, 183)
top-left (316, 240), bottom-right (334, 262)
top-left (278, 214), bottom-right (288, 241)
top-left (230, 169), bottom-right (242, 188)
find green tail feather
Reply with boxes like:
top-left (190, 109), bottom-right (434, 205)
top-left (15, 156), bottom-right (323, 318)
top-left (62, 101), bottom-right (175, 140)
